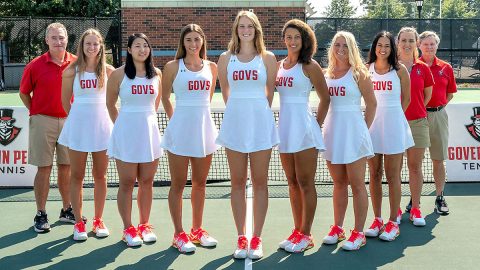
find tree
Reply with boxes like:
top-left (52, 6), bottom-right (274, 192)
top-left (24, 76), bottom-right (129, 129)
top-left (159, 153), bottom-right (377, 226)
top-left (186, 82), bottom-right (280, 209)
top-left (322, 0), bottom-right (356, 18)
top-left (441, 0), bottom-right (476, 18)
top-left (0, 0), bottom-right (120, 17)
top-left (361, 0), bottom-right (407, 19)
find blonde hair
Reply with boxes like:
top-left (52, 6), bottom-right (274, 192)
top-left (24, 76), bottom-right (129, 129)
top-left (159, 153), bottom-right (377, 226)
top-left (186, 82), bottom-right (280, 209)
top-left (397, 27), bottom-right (420, 60)
top-left (228, 10), bottom-right (266, 55)
top-left (45, 22), bottom-right (67, 37)
top-left (74, 29), bottom-right (107, 88)
top-left (326, 31), bottom-right (368, 83)
top-left (419, 30), bottom-right (440, 45)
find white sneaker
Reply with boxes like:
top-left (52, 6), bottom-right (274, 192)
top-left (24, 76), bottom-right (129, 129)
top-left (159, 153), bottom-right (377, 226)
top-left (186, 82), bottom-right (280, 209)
top-left (189, 228), bottom-right (218, 247)
top-left (322, 225), bottom-right (346, 244)
top-left (73, 221), bottom-right (88, 241)
top-left (138, 223), bottom-right (157, 242)
top-left (364, 217), bottom-right (383, 237)
top-left (279, 229), bottom-right (301, 249)
top-left (172, 232), bottom-right (196, 253)
top-left (233, 235), bottom-right (248, 259)
top-left (285, 233), bottom-right (314, 253)
top-left (396, 208), bottom-right (403, 224)
top-left (342, 230), bottom-right (366, 251)
top-left (123, 226), bottom-right (142, 247)
top-left (379, 221), bottom-right (400, 241)
top-left (92, 218), bottom-right (109, 238)
top-left (248, 236), bottom-right (263, 259)
top-left (410, 208), bottom-right (426, 227)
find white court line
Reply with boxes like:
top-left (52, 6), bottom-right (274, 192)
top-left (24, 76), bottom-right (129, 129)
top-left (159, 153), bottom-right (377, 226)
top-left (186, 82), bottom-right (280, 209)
top-left (245, 179), bottom-right (253, 270)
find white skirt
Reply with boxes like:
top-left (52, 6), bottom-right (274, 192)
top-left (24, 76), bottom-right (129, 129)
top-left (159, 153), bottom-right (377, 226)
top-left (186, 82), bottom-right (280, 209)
top-left (161, 106), bottom-right (219, 157)
top-left (107, 110), bottom-right (162, 163)
top-left (58, 102), bottom-right (112, 152)
top-left (216, 97), bottom-right (279, 153)
top-left (278, 103), bottom-right (325, 153)
top-left (369, 106), bottom-right (414, 154)
top-left (322, 109), bottom-right (374, 164)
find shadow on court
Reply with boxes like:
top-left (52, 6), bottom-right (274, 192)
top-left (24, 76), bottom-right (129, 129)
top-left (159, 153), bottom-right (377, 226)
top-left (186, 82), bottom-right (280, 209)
top-left (0, 236), bottom-right (74, 270)
top-left (255, 214), bottom-right (440, 270)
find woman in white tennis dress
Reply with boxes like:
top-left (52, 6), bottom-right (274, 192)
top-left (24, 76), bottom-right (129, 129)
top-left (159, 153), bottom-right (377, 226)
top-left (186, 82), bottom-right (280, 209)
top-left (106, 33), bottom-right (162, 247)
top-left (161, 24), bottom-right (219, 253)
top-left (321, 31), bottom-right (376, 251)
top-left (275, 19), bottom-right (330, 253)
top-left (364, 31), bottom-right (413, 242)
top-left (58, 29), bottom-right (114, 242)
top-left (216, 10), bottom-right (278, 260)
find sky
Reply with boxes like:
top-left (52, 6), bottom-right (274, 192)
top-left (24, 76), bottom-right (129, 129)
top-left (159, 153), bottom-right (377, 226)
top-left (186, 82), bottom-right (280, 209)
top-left (309, 0), bottom-right (365, 17)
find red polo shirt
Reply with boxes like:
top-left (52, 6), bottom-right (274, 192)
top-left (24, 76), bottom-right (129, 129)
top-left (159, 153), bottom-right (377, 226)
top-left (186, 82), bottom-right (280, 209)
top-left (420, 56), bottom-right (457, 108)
top-left (20, 51), bottom-right (76, 117)
top-left (404, 59), bottom-right (435, 121)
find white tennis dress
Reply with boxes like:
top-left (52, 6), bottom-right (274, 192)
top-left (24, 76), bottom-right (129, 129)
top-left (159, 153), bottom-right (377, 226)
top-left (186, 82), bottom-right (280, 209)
top-left (161, 59), bottom-right (219, 157)
top-left (107, 74), bottom-right (162, 163)
top-left (58, 71), bottom-right (112, 152)
top-left (216, 54), bottom-right (279, 153)
top-left (368, 64), bottom-right (414, 154)
top-left (322, 68), bottom-right (374, 164)
top-left (276, 60), bottom-right (325, 153)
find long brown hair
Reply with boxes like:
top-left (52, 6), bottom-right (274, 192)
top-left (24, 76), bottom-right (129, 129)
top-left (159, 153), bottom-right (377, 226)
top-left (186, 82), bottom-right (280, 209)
top-left (175, 24), bottom-right (207, 60)
top-left (228, 10), bottom-right (266, 55)
top-left (75, 28), bottom-right (106, 88)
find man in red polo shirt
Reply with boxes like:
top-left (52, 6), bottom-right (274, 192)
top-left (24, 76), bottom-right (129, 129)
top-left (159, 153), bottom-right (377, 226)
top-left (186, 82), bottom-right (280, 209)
top-left (20, 23), bottom-right (79, 233)
top-left (419, 31), bottom-right (457, 216)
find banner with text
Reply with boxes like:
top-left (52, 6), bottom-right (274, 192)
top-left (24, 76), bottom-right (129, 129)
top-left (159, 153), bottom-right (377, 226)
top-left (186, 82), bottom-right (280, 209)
top-left (446, 103), bottom-right (480, 182)
top-left (0, 106), bottom-right (36, 186)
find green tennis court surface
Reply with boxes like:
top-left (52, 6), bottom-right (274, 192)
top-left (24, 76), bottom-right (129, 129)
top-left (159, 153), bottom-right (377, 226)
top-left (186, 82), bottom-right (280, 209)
top-left (0, 183), bottom-right (479, 270)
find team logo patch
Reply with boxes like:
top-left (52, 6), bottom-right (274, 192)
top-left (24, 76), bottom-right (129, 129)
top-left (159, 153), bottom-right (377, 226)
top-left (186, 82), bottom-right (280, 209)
top-left (0, 108), bottom-right (21, 146)
top-left (416, 68), bottom-right (421, 75)
top-left (465, 106), bottom-right (480, 143)
top-left (439, 70), bottom-right (443, 76)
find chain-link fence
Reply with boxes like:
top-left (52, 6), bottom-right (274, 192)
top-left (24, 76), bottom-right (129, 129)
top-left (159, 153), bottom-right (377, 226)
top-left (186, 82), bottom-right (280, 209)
top-left (307, 18), bottom-right (480, 83)
top-left (0, 15), bottom-right (121, 88)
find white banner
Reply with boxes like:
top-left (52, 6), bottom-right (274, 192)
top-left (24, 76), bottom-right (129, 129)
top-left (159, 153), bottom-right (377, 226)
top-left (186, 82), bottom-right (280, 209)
top-left (445, 103), bottom-right (480, 182)
top-left (0, 106), bottom-right (37, 186)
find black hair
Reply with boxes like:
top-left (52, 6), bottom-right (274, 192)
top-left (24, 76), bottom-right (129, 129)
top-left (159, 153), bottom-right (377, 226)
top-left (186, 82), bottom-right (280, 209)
top-left (367, 31), bottom-right (399, 71)
top-left (125, 33), bottom-right (155, 79)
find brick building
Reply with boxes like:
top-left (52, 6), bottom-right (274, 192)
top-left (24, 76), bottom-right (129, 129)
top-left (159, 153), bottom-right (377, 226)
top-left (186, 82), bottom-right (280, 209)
top-left (121, 0), bottom-right (306, 68)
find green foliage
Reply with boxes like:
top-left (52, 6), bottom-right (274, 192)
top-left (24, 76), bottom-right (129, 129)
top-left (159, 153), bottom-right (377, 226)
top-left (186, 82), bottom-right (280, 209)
top-left (323, 0), bottom-right (356, 18)
top-left (0, 0), bottom-right (120, 17)
top-left (361, 0), bottom-right (407, 19)
top-left (441, 0), bottom-right (476, 18)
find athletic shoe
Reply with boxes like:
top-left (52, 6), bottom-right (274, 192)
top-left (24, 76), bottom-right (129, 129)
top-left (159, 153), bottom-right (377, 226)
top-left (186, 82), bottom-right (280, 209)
top-left (233, 235), bottom-right (248, 259)
top-left (396, 208), bottom-right (403, 224)
top-left (405, 198), bottom-right (417, 213)
top-left (92, 218), bottom-right (109, 238)
top-left (122, 226), bottom-right (142, 247)
top-left (59, 206), bottom-right (87, 224)
top-left (73, 221), bottom-right (88, 241)
top-left (285, 233), bottom-right (314, 253)
top-left (409, 207), bottom-right (426, 226)
top-left (137, 223), bottom-right (157, 243)
top-left (322, 225), bottom-right (346, 244)
top-left (364, 217), bottom-right (384, 237)
top-left (435, 193), bottom-right (450, 215)
top-left (248, 235), bottom-right (263, 259)
top-left (172, 232), bottom-right (196, 253)
top-left (189, 228), bottom-right (218, 247)
top-left (379, 221), bottom-right (400, 241)
top-left (279, 229), bottom-right (301, 250)
top-left (33, 210), bottom-right (50, 233)
top-left (342, 230), bottom-right (366, 251)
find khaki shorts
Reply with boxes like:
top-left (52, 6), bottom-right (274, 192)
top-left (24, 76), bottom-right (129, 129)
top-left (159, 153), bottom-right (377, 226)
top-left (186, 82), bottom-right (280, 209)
top-left (408, 118), bottom-right (430, 148)
top-left (29, 114), bottom-right (70, 167)
top-left (428, 109), bottom-right (449, 160)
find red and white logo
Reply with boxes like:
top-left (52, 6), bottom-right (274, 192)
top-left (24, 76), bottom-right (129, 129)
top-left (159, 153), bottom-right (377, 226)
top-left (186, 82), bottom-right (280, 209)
top-left (0, 108), bottom-right (21, 146)
top-left (466, 106), bottom-right (480, 143)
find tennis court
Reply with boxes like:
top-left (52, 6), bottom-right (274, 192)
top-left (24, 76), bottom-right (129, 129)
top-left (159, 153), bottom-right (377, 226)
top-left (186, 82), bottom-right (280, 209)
top-left (1, 89), bottom-right (480, 269)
